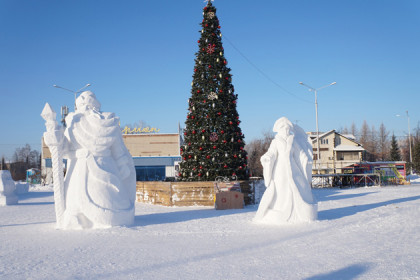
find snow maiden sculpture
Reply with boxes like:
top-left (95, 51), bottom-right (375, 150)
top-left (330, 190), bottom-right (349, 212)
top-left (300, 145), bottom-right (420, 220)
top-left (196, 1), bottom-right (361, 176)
top-left (254, 117), bottom-right (317, 224)
top-left (42, 91), bottom-right (136, 229)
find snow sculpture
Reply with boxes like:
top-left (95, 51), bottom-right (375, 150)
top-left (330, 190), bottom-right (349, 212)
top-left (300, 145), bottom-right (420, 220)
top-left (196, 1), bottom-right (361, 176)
top-left (42, 91), bottom-right (136, 229)
top-left (254, 117), bottom-right (317, 224)
top-left (0, 170), bottom-right (18, 206)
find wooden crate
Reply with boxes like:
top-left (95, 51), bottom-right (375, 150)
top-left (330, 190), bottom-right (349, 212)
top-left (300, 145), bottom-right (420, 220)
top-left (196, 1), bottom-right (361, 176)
top-left (215, 191), bottom-right (244, 210)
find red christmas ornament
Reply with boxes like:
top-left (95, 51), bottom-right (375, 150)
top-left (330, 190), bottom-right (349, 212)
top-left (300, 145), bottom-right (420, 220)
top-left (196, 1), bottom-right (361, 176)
top-left (183, 157), bottom-right (186, 160)
top-left (223, 60), bottom-right (227, 64)
top-left (219, 89), bottom-right (223, 93)
top-left (206, 155), bottom-right (211, 159)
top-left (208, 65), bottom-right (212, 68)
top-left (198, 173), bottom-right (202, 177)
top-left (213, 145), bottom-right (217, 149)
top-left (223, 140), bottom-right (227, 143)
top-left (232, 172), bottom-right (236, 176)
top-left (218, 26), bottom-right (221, 28)
top-left (188, 155), bottom-right (192, 159)
top-left (188, 142), bottom-right (191, 146)
top-left (184, 132), bottom-right (187, 135)
top-left (194, 68), bottom-right (197, 72)
top-left (192, 130), bottom-right (196, 134)
top-left (237, 139), bottom-right (241, 143)
top-left (233, 100), bottom-right (237, 104)
top-left (239, 166), bottom-right (243, 169)
top-left (229, 121), bottom-right (233, 125)
top-left (221, 130), bottom-right (224, 134)
top-left (217, 112), bottom-right (222, 116)
top-left (202, 129), bottom-right (205, 133)
top-left (199, 166), bottom-right (203, 169)
top-left (191, 116), bottom-right (195, 119)
top-left (224, 165), bottom-right (228, 168)
top-left (234, 154), bottom-right (237, 158)
top-left (199, 147), bottom-right (203, 151)
top-left (205, 24), bottom-right (208, 27)
top-left (197, 40), bottom-right (200, 43)
top-left (203, 100), bottom-right (206, 103)
top-left (197, 90), bottom-right (200, 93)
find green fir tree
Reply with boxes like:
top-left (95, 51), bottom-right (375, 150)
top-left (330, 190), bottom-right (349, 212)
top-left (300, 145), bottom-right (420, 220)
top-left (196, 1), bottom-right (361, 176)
top-left (412, 141), bottom-right (420, 173)
top-left (389, 134), bottom-right (401, 161)
top-left (179, 1), bottom-right (248, 181)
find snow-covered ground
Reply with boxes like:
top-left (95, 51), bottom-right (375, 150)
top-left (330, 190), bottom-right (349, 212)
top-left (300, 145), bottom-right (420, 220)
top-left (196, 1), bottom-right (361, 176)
top-left (1, 181), bottom-right (420, 279)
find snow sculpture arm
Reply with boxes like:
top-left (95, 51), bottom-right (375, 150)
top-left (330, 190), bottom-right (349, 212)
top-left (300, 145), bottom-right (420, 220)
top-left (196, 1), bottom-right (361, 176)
top-left (111, 135), bottom-right (133, 180)
top-left (260, 141), bottom-right (278, 184)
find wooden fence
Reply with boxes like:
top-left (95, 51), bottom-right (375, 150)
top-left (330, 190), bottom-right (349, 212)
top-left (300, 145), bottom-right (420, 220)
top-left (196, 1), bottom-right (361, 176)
top-left (136, 181), bottom-right (255, 207)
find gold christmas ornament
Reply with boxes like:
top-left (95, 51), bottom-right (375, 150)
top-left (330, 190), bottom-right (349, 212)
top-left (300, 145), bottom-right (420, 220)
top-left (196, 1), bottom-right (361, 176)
top-left (208, 92), bottom-right (217, 100)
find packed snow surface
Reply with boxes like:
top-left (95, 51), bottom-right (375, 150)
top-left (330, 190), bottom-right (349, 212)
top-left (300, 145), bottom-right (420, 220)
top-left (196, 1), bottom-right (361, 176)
top-left (1, 183), bottom-right (420, 279)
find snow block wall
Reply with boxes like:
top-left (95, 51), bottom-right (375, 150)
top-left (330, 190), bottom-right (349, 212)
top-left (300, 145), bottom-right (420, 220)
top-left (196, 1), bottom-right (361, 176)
top-left (0, 170), bottom-right (18, 206)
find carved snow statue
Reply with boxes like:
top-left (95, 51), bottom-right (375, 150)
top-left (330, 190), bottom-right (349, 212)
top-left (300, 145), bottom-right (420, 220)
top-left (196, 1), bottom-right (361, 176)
top-left (42, 91), bottom-right (136, 229)
top-left (0, 170), bottom-right (19, 206)
top-left (254, 117), bottom-right (317, 224)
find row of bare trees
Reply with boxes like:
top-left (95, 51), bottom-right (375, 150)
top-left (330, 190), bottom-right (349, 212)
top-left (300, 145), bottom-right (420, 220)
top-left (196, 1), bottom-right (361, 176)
top-left (1, 144), bottom-right (41, 181)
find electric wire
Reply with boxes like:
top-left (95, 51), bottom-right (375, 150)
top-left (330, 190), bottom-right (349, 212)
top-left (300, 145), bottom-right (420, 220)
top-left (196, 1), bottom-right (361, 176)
top-left (222, 34), bottom-right (312, 104)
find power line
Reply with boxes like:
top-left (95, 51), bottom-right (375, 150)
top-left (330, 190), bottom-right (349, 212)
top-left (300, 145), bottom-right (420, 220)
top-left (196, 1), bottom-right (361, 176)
top-left (222, 34), bottom-right (312, 104)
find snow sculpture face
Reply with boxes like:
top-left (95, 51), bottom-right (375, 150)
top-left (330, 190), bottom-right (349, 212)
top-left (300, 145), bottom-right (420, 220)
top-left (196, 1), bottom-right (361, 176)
top-left (273, 117), bottom-right (293, 137)
top-left (76, 91), bottom-right (101, 111)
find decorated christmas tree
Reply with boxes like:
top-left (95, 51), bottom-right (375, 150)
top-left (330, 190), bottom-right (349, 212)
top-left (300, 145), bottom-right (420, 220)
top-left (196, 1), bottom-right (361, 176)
top-left (179, 1), bottom-right (248, 181)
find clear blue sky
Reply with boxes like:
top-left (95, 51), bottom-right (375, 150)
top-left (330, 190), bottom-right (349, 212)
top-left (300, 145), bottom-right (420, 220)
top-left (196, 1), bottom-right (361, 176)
top-left (1, 0), bottom-right (419, 159)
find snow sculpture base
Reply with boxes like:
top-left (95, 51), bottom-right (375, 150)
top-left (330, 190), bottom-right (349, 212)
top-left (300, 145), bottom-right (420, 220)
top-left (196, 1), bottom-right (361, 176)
top-left (0, 170), bottom-right (18, 206)
top-left (254, 117), bottom-right (317, 224)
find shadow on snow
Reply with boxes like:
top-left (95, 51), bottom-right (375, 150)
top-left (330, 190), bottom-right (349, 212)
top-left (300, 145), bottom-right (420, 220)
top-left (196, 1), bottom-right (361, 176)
top-left (133, 206), bottom-right (257, 227)
top-left (305, 263), bottom-right (372, 280)
top-left (318, 195), bottom-right (420, 220)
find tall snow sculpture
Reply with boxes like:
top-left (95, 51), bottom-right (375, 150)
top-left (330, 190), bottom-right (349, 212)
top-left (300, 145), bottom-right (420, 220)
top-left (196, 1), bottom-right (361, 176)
top-left (42, 91), bottom-right (136, 229)
top-left (254, 117), bottom-right (317, 224)
top-left (0, 170), bottom-right (18, 206)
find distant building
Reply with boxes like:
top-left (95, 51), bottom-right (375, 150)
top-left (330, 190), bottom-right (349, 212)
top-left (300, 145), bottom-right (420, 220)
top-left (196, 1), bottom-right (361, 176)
top-left (41, 132), bottom-right (182, 183)
top-left (308, 130), bottom-right (365, 174)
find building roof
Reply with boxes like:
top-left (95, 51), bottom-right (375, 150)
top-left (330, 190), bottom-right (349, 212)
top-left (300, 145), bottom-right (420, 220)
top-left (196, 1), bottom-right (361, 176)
top-left (334, 145), bottom-right (365, 151)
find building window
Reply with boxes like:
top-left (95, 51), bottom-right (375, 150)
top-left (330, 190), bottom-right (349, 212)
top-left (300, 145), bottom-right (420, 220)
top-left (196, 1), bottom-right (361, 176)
top-left (321, 139), bottom-right (329, 145)
top-left (337, 152), bottom-right (359, 161)
top-left (135, 166), bottom-right (165, 181)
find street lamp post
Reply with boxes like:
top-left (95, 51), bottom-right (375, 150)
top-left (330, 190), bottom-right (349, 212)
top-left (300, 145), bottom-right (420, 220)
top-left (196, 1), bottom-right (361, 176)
top-left (53, 84), bottom-right (91, 111)
top-left (407, 110), bottom-right (413, 174)
top-left (299, 81), bottom-right (336, 174)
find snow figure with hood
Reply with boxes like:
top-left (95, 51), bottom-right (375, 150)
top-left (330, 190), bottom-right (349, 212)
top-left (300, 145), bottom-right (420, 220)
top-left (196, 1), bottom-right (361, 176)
top-left (254, 117), bottom-right (317, 224)
top-left (43, 91), bottom-right (136, 229)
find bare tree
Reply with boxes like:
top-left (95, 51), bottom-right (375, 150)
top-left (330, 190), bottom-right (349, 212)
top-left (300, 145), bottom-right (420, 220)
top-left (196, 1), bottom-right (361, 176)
top-left (245, 130), bottom-right (274, 177)
top-left (350, 122), bottom-right (358, 139)
top-left (378, 122), bottom-right (390, 161)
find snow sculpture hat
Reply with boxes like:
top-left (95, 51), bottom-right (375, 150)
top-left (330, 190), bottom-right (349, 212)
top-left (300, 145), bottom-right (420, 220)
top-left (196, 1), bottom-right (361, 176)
top-left (76, 91), bottom-right (101, 111)
top-left (273, 117), bottom-right (293, 135)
